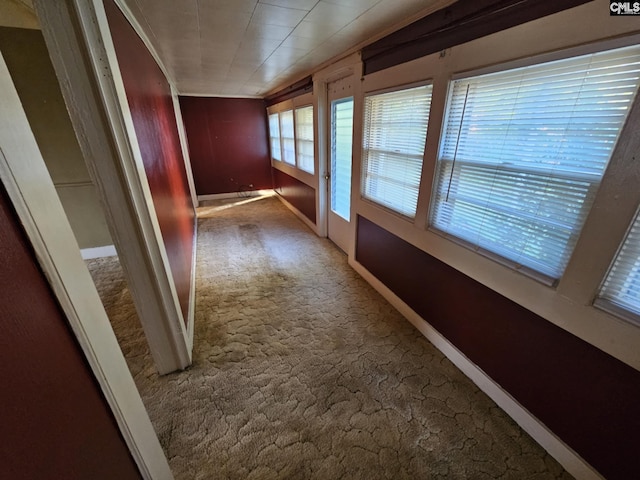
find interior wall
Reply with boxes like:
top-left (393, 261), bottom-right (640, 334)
top-left (0, 26), bottom-right (112, 249)
top-left (104, 0), bottom-right (195, 321)
top-left (356, 216), bottom-right (640, 480)
top-left (179, 96), bottom-right (272, 196)
top-left (272, 168), bottom-right (317, 224)
top-left (0, 182), bottom-right (141, 479)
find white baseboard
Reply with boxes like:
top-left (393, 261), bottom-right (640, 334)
top-left (348, 257), bottom-right (604, 480)
top-left (198, 189), bottom-right (274, 203)
top-left (275, 193), bottom-right (319, 235)
top-left (81, 245), bottom-right (118, 259)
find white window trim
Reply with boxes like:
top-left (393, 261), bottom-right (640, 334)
top-left (268, 94), bottom-right (316, 189)
top-left (427, 43), bottom-right (640, 282)
top-left (294, 103), bottom-right (315, 174)
top-left (360, 80), bottom-right (433, 220)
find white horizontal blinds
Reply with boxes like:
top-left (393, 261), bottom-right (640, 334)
top-left (280, 109), bottom-right (296, 165)
top-left (268, 113), bottom-right (281, 161)
top-left (430, 45), bottom-right (640, 279)
top-left (599, 210), bottom-right (640, 321)
top-left (295, 105), bottom-right (314, 174)
top-left (331, 98), bottom-right (354, 221)
top-left (362, 84), bottom-right (432, 217)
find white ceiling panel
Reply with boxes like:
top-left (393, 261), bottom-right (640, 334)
top-left (123, 0), bottom-right (457, 97)
top-left (251, 3), bottom-right (308, 28)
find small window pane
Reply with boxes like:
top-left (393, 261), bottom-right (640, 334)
top-left (295, 105), bottom-right (314, 174)
top-left (268, 113), bottom-right (281, 161)
top-left (280, 110), bottom-right (295, 165)
top-left (598, 210), bottom-right (640, 323)
top-left (331, 98), bottom-right (353, 221)
top-left (362, 84), bottom-right (432, 218)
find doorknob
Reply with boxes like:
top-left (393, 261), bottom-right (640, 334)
top-left (324, 174), bottom-right (330, 180)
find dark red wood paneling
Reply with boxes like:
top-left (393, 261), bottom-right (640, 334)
top-left (0, 184), bottom-right (141, 479)
top-left (355, 215), bottom-right (640, 480)
top-left (179, 96), bottom-right (272, 195)
top-left (272, 168), bottom-right (316, 224)
top-left (105, 0), bottom-right (194, 322)
top-left (361, 0), bottom-right (593, 75)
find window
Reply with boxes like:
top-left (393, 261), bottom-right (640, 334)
top-left (280, 110), bottom-right (296, 165)
top-left (268, 112), bottom-right (281, 161)
top-left (331, 98), bottom-right (354, 221)
top-left (362, 84), bottom-right (432, 217)
top-left (295, 105), bottom-right (314, 174)
top-left (597, 210), bottom-right (640, 324)
top-left (268, 103), bottom-right (316, 174)
top-left (430, 45), bottom-right (640, 280)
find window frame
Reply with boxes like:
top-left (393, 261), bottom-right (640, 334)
top-left (360, 81), bottom-right (433, 220)
top-left (426, 44), bottom-right (640, 285)
top-left (279, 109), bottom-right (296, 166)
top-left (595, 206), bottom-right (640, 327)
top-left (294, 104), bottom-right (315, 174)
top-left (267, 97), bottom-right (316, 177)
top-left (268, 111), bottom-right (282, 162)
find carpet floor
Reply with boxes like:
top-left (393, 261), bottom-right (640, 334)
top-left (87, 194), bottom-right (572, 480)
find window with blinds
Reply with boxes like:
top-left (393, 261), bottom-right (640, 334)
top-left (331, 98), bottom-right (354, 221)
top-left (295, 105), bottom-right (314, 174)
top-left (597, 210), bottom-right (640, 325)
top-left (280, 110), bottom-right (296, 165)
top-left (429, 44), bottom-right (640, 281)
top-left (268, 112), bottom-right (281, 161)
top-left (362, 84), bottom-right (432, 218)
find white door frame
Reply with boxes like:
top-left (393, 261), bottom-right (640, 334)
top-left (326, 74), bottom-right (355, 254)
top-left (33, 0), bottom-right (194, 374)
top-left (314, 54), bottom-right (362, 255)
top-left (0, 50), bottom-right (173, 480)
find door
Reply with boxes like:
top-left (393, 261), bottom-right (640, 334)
top-left (327, 76), bottom-right (354, 253)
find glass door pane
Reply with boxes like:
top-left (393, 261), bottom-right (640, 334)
top-left (330, 97), bottom-right (354, 221)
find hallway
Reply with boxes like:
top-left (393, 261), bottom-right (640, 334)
top-left (88, 195), bottom-right (571, 479)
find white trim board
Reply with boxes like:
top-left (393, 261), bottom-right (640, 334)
top-left (349, 257), bottom-right (604, 480)
top-left (81, 245), bottom-right (118, 259)
top-left (170, 83), bottom-right (198, 209)
top-left (198, 189), bottom-right (274, 202)
top-left (186, 214), bottom-right (197, 352)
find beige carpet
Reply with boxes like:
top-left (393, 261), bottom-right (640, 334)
top-left (87, 194), bottom-right (572, 480)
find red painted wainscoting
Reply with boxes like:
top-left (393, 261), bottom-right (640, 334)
top-left (355, 215), bottom-right (640, 480)
top-left (0, 185), bottom-right (141, 479)
top-left (179, 96), bottom-right (272, 195)
top-left (272, 168), bottom-right (316, 224)
top-left (104, 0), bottom-right (195, 321)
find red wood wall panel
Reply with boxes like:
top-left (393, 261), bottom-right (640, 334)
top-left (0, 184), bottom-right (141, 479)
top-left (272, 168), bottom-right (316, 224)
top-left (355, 215), bottom-right (640, 480)
top-left (105, 0), bottom-right (194, 321)
top-left (179, 96), bottom-right (272, 195)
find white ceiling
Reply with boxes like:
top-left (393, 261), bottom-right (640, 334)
top-left (122, 0), bottom-right (456, 97)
